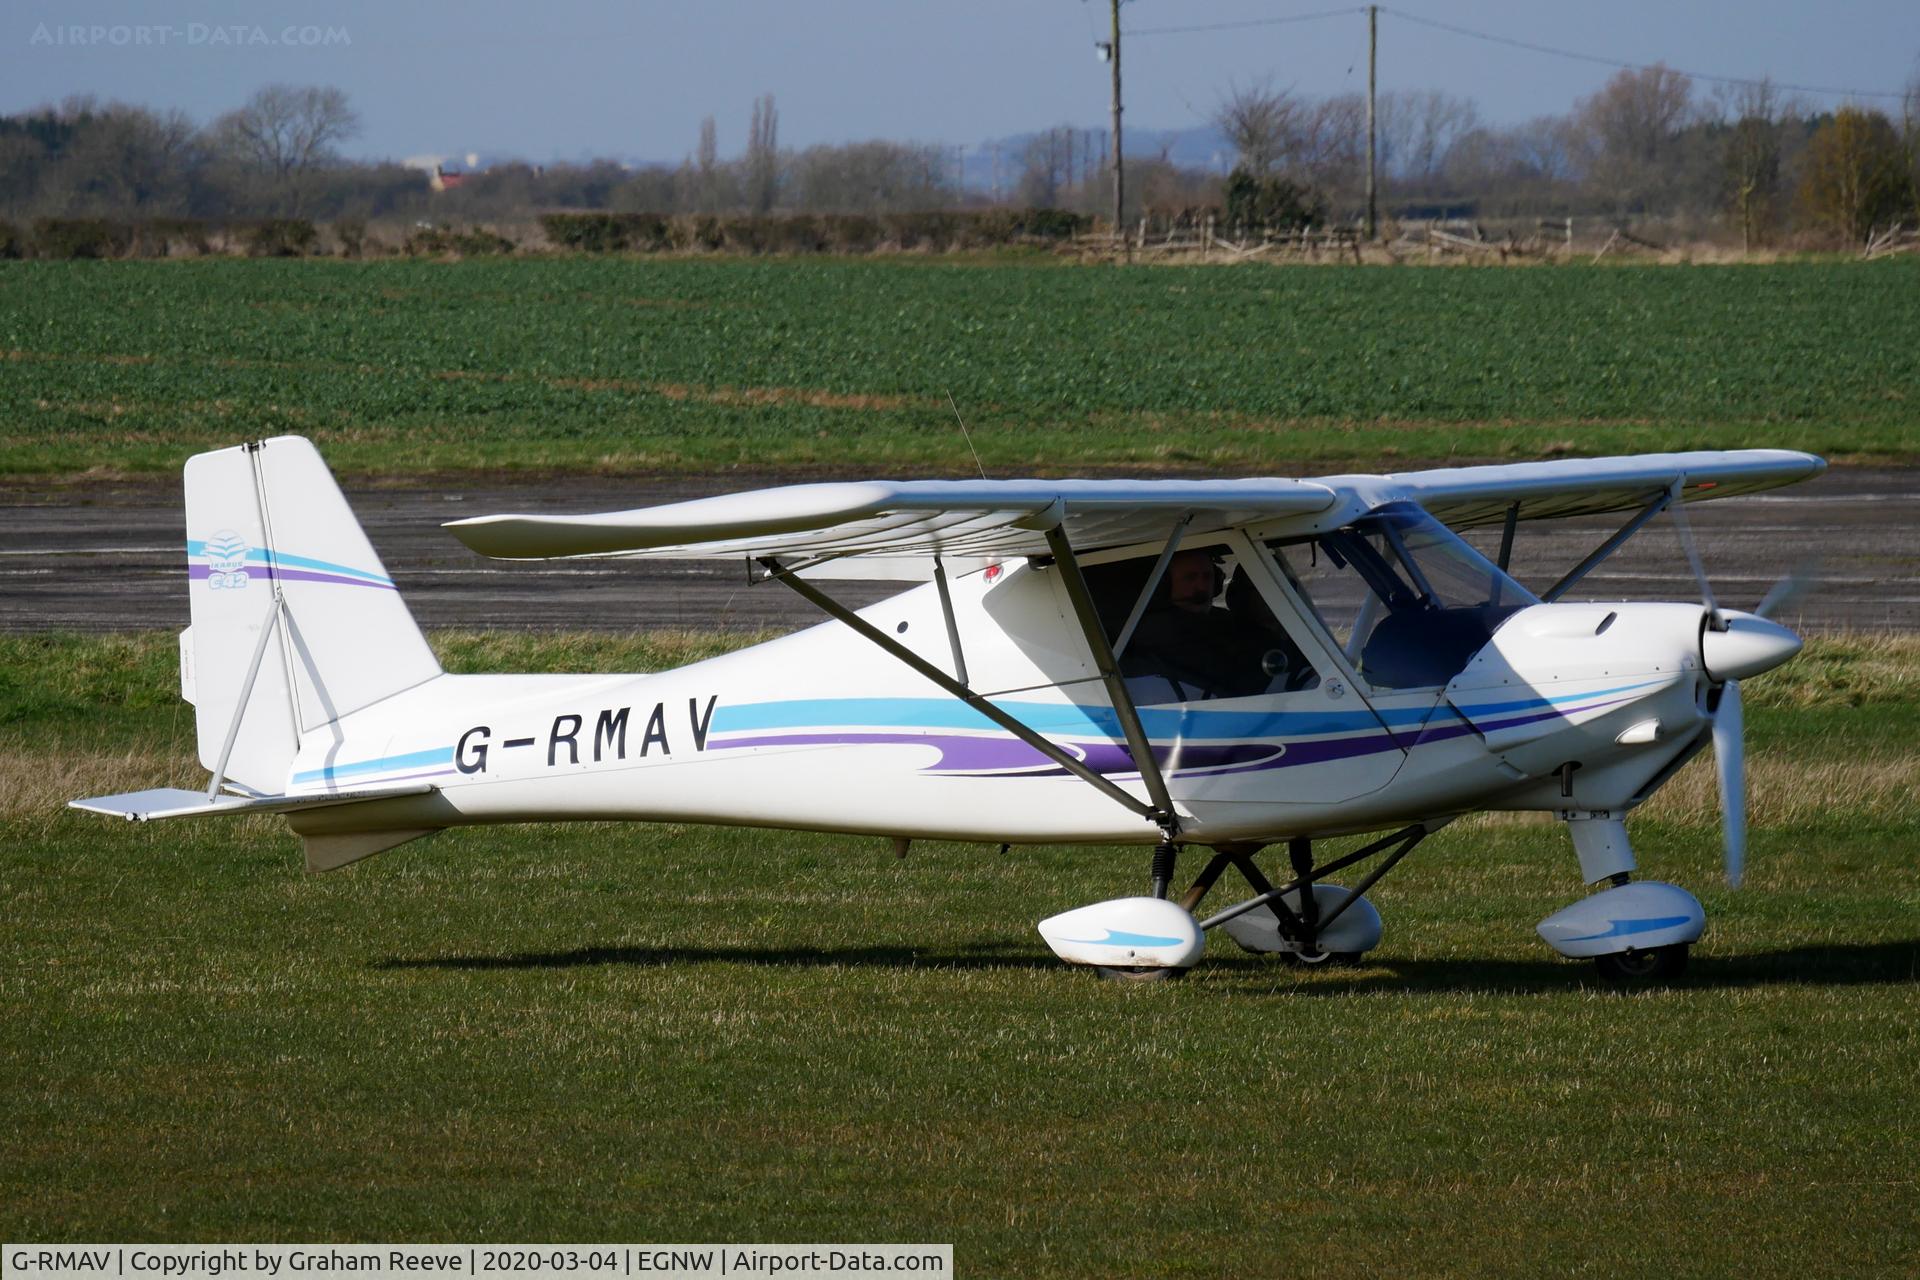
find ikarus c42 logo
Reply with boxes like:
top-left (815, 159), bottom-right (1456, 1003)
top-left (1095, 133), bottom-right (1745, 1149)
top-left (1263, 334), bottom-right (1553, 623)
top-left (202, 529), bottom-right (252, 589)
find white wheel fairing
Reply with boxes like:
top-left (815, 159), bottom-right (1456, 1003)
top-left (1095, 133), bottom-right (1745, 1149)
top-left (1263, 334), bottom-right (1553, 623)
top-left (1221, 883), bottom-right (1383, 956)
top-left (1037, 897), bottom-right (1205, 970)
top-left (1536, 881), bottom-right (1705, 958)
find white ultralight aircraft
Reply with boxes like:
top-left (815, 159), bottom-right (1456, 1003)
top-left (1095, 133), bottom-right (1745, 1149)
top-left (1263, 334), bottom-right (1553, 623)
top-left (75, 437), bottom-right (1824, 982)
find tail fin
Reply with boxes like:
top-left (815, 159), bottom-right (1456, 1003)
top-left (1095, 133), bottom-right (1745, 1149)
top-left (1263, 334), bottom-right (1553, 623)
top-left (182, 436), bottom-right (441, 793)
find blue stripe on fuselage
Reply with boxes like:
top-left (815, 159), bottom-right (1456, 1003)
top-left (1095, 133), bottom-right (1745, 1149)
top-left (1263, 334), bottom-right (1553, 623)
top-left (292, 746), bottom-right (454, 784)
top-left (709, 680), bottom-right (1664, 741)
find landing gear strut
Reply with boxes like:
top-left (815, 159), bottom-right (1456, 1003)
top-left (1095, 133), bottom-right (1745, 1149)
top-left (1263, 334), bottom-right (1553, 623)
top-left (1182, 824), bottom-right (1436, 963)
top-left (1538, 818), bottom-right (1705, 982)
top-left (1149, 841), bottom-right (1178, 900)
top-left (1095, 840), bottom-right (1188, 981)
top-left (1038, 824), bottom-right (1441, 979)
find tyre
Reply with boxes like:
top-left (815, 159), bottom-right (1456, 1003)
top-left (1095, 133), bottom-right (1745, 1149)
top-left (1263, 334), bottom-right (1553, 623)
top-left (1280, 949), bottom-right (1366, 968)
top-left (1594, 943), bottom-right (1689, 984)
top-left (1096, 965), bottom-right (1186, 983)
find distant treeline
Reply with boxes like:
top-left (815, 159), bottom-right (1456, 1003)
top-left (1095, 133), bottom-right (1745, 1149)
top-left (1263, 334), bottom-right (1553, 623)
top-left (0, 209), bottom-right (1095, 260)
top-left (3, 68), bottom-right (1917, 251)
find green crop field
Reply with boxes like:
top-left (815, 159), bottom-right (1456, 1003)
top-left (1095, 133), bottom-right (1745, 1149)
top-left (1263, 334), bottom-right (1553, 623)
top-left (3, 632), bottom-right (1916, 1275)
top-left (2, 256), bottom-right (1917, 479)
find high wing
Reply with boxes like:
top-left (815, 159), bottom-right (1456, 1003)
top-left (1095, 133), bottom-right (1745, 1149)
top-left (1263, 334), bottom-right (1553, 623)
top-left (445, 478), bottom-right (1340, 561)
top-left (1379, 448), bottom-right (1824, 530)
top-left (444, 449), bottom-right (1824, 562)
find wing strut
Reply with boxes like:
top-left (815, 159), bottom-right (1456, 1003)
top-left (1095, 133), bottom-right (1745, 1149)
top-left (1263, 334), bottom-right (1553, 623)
top-left (931, 555), bottom-right (967, 686)
top-left (758, 557), bottom-right (1165, 829)
top-left (1541, 489), bottom-right (1672, 602)
top-left (1041, 525), bottom-right (1179, 837)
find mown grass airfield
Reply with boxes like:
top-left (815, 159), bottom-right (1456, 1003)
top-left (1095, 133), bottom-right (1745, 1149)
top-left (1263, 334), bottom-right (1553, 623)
top-left (3, 258), bottom-right (1917, 1275)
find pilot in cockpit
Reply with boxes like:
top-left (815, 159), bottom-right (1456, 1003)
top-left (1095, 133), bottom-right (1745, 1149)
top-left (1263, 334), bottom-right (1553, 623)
top-left (1120, 548), bottom-right (1314, 703)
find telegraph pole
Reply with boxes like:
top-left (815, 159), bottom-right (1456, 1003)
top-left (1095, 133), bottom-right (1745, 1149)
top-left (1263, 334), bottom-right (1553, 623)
top-left (1108, 0), bottom-right (1125, 257)
top-left (1365, 4), bottom-right (1378, 240)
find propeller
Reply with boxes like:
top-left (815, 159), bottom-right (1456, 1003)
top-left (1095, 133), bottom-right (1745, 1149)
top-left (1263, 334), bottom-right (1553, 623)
top-left (1666, 481), bottom-right (1722, 629)
top-left (1754, 558), bottom-right (1820, 622)
top-left (1711, 680), bottom-right (1746, 888)
top-left (1669, 484), bottom-right (1818, 887)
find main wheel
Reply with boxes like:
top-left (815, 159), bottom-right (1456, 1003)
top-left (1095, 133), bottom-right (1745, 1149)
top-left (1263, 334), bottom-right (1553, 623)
top-left (1594, 943), bottom-right (1689, 984)
top-left (1281, 949), bottom-right (1365, 968)
top-left (1096, 965), bottom-right (1186, 983)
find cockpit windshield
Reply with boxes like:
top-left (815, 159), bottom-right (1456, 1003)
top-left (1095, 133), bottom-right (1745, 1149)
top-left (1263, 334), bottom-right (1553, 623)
top-left (1267, 502), bottom-right (1537, 690)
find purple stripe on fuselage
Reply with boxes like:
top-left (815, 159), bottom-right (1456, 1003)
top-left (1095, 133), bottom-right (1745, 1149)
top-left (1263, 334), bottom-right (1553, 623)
top-left (710, 731), bottom-right (1283, 776)
top-left (708, 687), bottom-right (1650, 784)
top-left (189, 564), bottom-right (397, 590)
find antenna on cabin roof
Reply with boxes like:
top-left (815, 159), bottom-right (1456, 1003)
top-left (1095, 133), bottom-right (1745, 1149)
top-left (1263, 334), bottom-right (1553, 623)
top-left (947, 391), bottom-right (988, 481)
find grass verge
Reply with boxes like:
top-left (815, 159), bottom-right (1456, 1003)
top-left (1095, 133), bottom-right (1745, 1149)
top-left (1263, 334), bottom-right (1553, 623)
top-left (3, 632), bottom-right (1916, 1273)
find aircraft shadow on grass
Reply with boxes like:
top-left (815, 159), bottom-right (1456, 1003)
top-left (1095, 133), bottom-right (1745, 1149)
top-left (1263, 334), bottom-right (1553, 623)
top-left (375, 938), bottom-right (1920, 992)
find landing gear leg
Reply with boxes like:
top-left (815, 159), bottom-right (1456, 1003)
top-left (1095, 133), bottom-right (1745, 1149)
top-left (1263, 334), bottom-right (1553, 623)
top-left (1539, 816), bottom-right (1704, 981)
top-left (1097, 840), bottom-right (1188, 981)
top-left (1149, 840), bottom-right (1178, 901)
top-left (1287, 838), bottom-right (1319, 951)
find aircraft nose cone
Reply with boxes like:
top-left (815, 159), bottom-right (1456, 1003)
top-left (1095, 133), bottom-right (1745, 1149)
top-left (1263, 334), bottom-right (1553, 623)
top-left (1700, 611), bottom-right (1802, 682)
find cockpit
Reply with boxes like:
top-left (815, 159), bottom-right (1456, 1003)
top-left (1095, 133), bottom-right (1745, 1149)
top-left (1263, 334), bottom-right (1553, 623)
top-left (1084, 502), bottom-right (1538, 703)
top-left (1270, 501), bottom-right (1539, 689)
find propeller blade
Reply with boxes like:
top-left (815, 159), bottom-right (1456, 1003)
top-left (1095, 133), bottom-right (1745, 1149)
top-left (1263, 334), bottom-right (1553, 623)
top-left (1754, 558), bottom-right (1820, 620)
top-left (1668, 484), bottom-right (1722, 629)
top-left (1713, 679), bottom-right (1746, 888)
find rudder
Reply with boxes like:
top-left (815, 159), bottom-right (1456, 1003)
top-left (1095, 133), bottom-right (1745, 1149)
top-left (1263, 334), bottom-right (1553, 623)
top-left (183, 436), bottom-right (441, 793)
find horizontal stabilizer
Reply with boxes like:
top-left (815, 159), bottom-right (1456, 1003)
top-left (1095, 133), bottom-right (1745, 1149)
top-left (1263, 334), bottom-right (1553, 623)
top-left (70, 783), bottom-right (435, 823)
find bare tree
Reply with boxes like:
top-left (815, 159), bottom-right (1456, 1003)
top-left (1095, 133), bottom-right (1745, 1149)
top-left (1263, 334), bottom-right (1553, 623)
top-left (1576, 64), bottom-right (1695, 212)
top-left (1510, 114), bottom-right (1585, 185)
top-left (695, 115), bottom-right (719, 213)
top-left (746, 94), bottom-right (779, 214)
top-left (54, 103), bottom-right (198, 215)
top-left (1017, 127), bottom-right (1071, 207)
top-left (1903, 63), bottom-right (1920, 226)
top-left (787, 139), bottom-right (955, 213)
top-left (1212, 77), bottom-right (1300, 177)
top-left (212, 84), bottom-right (358, 214)
top-left (1718, 78), bottom-right (1784, 251)
top-left (1295, 92), bottom-right (1367, 197)
top-left (1377, 89), bottom-right (1480, 184)
top-left (1441, 126), bottom-right (1519, 191)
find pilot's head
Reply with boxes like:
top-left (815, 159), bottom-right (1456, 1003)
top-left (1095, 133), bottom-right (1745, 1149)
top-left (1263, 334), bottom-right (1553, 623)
top-left (1168, 549), bottom-right (1218, 614)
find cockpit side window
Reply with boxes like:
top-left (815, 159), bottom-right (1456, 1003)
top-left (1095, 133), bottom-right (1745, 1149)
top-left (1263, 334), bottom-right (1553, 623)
top-left (1080, 544), bottom-right (1319, 705)
top-left (1265, 503), bottom-right (1536, 690)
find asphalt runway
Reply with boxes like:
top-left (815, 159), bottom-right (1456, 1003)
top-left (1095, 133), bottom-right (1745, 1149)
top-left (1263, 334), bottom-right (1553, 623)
top-left (4, 467), bottom-right (1915, 634)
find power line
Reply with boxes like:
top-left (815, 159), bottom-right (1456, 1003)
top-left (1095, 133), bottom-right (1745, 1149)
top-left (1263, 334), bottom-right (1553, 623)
top-left (1376, 7), bottom-right (1906, 103)
top-left (1126, 4), bottom-right (1906, 103)
top-left (1127, 7), bottom-right (1364, 39)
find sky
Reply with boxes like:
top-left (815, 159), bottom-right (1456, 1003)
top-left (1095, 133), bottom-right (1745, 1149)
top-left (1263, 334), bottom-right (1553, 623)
top-left (4, 0), bottom-right (1917, 166)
